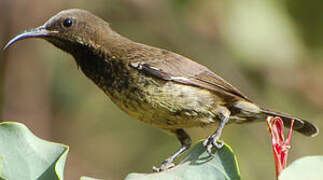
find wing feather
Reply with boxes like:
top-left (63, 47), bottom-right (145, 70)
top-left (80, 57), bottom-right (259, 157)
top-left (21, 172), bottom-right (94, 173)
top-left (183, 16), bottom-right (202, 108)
top-left (128, 45), bottom-right (250, 101)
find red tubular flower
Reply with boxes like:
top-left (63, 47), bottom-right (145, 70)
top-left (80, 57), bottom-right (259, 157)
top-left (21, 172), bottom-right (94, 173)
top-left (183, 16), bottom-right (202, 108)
top-left (266, 116), bottom-right (294, 179)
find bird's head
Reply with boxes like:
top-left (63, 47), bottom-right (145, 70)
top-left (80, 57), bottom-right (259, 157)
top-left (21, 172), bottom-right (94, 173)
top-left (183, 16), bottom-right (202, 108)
top-left (4, 9), bottom-right (116, 55)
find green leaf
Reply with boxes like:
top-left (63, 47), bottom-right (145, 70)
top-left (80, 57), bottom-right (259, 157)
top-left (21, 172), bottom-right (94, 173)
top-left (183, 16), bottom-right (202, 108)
top-left (280, 156), bottom-right (323, 180)
top-left (125, 141), bottom-right (240, 180)
top-left (0, 122), bottom-right (69, 180)
top-left (0, 121), bottom-right (240, 180)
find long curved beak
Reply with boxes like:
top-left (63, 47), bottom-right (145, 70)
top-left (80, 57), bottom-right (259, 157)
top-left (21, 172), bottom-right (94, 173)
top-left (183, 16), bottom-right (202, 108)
top-left (3, 26), bottom-right (56, 50)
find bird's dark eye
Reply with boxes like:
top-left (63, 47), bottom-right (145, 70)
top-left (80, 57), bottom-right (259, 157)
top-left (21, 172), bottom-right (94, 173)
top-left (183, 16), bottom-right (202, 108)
top-left (63, 18), bottom-right (73, 28)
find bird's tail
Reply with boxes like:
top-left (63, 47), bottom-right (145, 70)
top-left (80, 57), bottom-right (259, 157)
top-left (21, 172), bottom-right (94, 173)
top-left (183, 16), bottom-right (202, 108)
top-left (261, 108), bottom-right (319, 137)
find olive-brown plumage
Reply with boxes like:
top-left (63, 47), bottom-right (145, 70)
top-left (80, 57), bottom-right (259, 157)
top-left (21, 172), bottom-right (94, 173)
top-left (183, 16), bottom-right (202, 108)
top-left (4, 9), bottom-right (319, 171)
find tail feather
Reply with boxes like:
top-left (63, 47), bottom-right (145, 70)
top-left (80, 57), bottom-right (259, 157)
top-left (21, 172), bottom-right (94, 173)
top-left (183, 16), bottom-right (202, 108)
top-left (261, 108), bottom-right (319, 137)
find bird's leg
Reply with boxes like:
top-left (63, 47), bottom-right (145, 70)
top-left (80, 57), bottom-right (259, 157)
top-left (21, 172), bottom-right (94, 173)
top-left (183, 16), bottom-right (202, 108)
top-left (153, 129), bottom-right (191, 172)
top-left (203, 107), bottom-right (230, 154)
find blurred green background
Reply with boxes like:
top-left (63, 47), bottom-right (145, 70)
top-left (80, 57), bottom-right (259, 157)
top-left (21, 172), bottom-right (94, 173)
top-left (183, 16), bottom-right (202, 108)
top-left (0, 0), bottom-right (322, 179)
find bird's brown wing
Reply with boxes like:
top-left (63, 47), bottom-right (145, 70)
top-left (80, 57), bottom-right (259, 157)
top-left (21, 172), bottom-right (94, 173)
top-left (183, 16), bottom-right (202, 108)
top-left (128, 47), bottom-right (251, 101)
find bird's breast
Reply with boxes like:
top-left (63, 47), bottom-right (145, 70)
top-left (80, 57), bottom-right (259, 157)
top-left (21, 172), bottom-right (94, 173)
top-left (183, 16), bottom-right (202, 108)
top-left (101, 67), bottom-right (225, 129)
top-left (75, 51), bottom-right (225, 129)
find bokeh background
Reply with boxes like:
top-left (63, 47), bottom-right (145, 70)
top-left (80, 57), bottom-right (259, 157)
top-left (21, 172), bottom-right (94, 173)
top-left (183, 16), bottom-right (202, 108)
top-left (0, 0), bottom-right (322, 179)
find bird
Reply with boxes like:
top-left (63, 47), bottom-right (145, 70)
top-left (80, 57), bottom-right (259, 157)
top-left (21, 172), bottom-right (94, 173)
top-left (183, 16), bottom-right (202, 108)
top-left (4, 9), bottom-right (319, 172)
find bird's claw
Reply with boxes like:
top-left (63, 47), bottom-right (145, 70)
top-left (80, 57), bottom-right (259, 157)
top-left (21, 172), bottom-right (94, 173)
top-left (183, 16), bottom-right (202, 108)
top-left (152, 161), bottom-right (175, 172)
top-left (203, 135), bottom-right (224, 155)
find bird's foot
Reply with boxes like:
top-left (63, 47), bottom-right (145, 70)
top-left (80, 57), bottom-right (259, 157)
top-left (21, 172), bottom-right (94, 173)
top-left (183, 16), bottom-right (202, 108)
top-left (203, 135), bottom-right (224, 155)
top-left (152, 160), bottom-right (176, 172)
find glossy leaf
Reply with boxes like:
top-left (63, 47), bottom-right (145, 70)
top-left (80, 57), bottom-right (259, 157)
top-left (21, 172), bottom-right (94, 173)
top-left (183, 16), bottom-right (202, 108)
top-left (126, 141), bottom-right (240, 180)
top-left (279, 156), bottom-right (323, 180)
top-left (0, 122), bottom-right (69, 180)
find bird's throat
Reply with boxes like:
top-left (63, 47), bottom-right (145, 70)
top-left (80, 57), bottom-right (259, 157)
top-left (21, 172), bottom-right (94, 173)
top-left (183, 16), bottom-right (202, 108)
top-left (72, 42), bottom-right (132, 98)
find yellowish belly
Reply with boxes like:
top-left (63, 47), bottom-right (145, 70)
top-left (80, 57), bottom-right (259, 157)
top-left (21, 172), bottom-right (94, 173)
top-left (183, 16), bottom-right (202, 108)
top-left (107, 78), bottom-right (222, 129)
